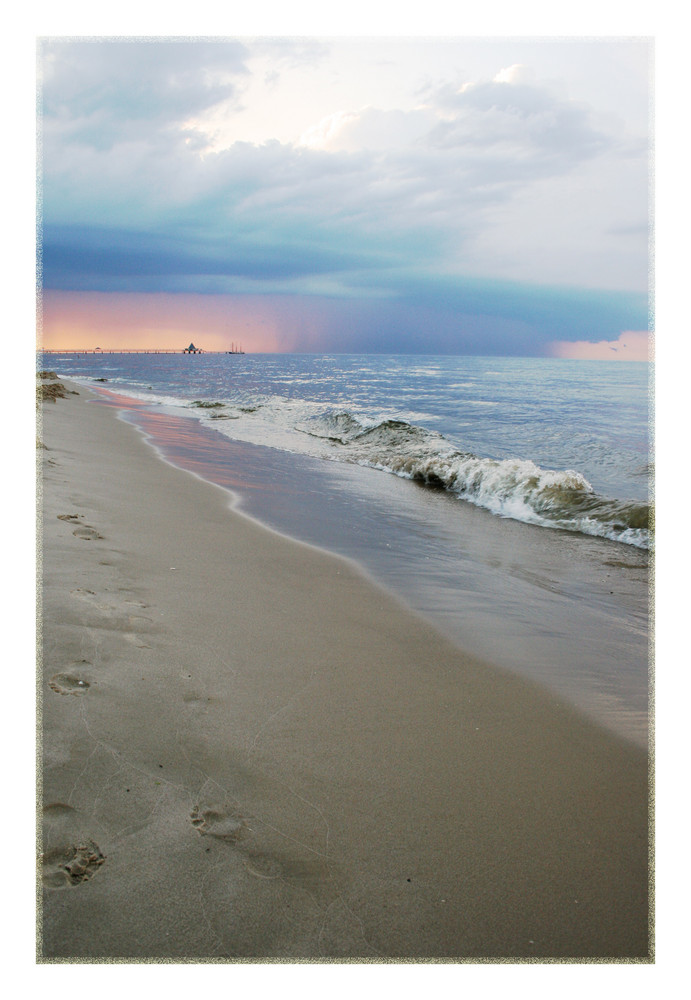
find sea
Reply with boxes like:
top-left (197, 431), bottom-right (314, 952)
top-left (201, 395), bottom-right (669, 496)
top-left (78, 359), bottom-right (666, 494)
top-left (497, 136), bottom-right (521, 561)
top-left (39, 352), bottom-right (652, 747)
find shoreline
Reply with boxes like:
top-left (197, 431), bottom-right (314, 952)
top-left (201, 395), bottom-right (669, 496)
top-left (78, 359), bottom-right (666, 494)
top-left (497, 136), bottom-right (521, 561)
top-left (93, 384), bottom-right (650, 748)
top-left (38, 378), bottom-right (651, 960)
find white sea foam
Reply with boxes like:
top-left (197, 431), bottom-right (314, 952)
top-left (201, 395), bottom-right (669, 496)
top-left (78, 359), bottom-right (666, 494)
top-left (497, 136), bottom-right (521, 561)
top-left (185, 399), bottom-right (650, 548)
top-left (54, 358), bottom-right (651, 550)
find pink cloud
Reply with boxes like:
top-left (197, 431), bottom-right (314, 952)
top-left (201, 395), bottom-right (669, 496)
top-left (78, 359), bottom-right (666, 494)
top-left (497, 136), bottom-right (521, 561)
top-left (549, 331), bottom-right (651, 361)
top-left (39, 291), bottom-right (291, 353)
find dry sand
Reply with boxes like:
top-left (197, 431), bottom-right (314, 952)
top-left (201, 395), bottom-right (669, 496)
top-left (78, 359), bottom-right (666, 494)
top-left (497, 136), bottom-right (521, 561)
top-left (37, 379), bottom-right (651, 961)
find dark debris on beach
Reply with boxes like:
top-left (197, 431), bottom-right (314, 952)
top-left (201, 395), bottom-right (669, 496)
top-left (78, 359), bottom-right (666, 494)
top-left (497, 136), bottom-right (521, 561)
top-left (37, 371), bottom-right (79, 403)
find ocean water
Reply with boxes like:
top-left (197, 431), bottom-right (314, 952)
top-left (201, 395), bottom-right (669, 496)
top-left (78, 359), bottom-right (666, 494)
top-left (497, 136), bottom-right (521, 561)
top-left (40, 352), bottom-right (651, 745)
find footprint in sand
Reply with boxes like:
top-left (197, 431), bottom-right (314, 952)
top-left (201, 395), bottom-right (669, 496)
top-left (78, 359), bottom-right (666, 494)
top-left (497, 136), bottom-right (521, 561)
top-left (42, 840), bottom-right (105, 888)
top-left (49, 673), bottom-right (90, 695)
top-left (43, 802), bottom-right (76, 817)
top-left (70, 588), bottom-right (112, 611)
top-left (190, 804), bottom-right (246, 842)
top-left (42, 804), bottom-right (106, 889)
top-left (72, 525), bottom-right (104, 541)
top-left (127, 614), bottom-right (153, 627)
top-left (70, 590), bottom-right (151, 624)
top-left (58, 513), bottom-right (103, 539)
top-left (190, 802), bottom-right (328, 891)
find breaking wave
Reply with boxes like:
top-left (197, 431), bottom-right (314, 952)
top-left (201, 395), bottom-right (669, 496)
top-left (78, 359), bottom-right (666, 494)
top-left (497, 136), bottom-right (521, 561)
top-left (296, 411), bottom-right (650, 549)
top-left (77, 375), bottom-right (650, 550)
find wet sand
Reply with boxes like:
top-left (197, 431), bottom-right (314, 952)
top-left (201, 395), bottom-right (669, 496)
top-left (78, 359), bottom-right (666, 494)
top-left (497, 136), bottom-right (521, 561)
top-left (98, 391), bottom-right (650, 747)
top-left (38, 378), bottom-right (651, 961)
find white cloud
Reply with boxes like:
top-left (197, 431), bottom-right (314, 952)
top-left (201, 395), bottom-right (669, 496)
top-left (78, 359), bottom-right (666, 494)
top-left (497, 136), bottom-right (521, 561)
top-left (39, 37), bottom-right (651, 295)
top-left (299, 106), bottom-right (436, 152)
top-left (493, 64), bottom-right (534, 84)
top-left (298, 109), bottom-right (362, 149)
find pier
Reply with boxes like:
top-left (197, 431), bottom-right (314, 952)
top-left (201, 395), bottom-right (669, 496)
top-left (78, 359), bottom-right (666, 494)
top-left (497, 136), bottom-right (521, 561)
top-left (41, 345), bottom-right (245, 356)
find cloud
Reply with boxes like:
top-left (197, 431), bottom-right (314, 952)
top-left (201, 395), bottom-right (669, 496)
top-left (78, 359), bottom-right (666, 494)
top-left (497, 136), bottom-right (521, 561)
top-left (40, 38), bottom-right (250, 149)
top-left (493, 64), bottom-right (535, 85)
top-left (40, 273), bottom-right (647, 357)
top-left (41, 222), bottom-right (398, 292)
top-left (423, 76), bottom-right (614, 187)
top-left (549, 331), bottom-right (650, 361)
top-left (37, 39), bottom-right (651, 353)
top-left (299, 106), bottom-right (436, 152)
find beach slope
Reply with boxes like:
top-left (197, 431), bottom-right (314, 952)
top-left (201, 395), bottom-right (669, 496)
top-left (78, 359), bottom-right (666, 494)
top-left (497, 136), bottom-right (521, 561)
top-left (38, 380), bottom-right (650, 960)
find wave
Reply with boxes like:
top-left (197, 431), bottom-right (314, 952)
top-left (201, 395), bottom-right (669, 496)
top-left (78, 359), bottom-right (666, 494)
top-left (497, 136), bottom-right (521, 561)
top-left (296, 411), bottom-right (651, 548)
top-left (76, 374), bottom-right (650, 550)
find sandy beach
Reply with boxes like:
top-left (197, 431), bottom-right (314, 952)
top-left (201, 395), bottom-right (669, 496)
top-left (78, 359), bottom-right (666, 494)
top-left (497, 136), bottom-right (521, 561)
top-left (37, 377), bottom-right (651, 961)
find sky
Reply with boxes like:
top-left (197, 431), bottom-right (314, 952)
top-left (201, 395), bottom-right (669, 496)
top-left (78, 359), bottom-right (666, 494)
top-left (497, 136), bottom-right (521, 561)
top-left (38, 35), bottom-right (652, 355)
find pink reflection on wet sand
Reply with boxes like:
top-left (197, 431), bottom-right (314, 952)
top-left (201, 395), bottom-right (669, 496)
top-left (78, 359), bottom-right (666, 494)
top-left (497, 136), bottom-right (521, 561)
top-left (90, 386), bottom-right (287, 497)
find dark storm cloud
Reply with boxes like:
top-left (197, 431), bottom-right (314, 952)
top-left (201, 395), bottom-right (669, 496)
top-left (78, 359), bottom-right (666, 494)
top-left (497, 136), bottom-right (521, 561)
top-left (41, 223), bottom-right (396, 289)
